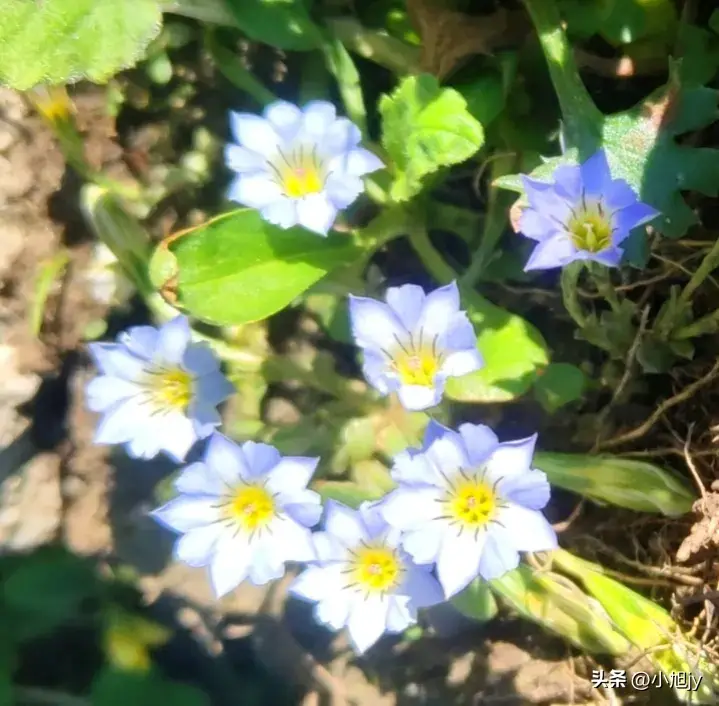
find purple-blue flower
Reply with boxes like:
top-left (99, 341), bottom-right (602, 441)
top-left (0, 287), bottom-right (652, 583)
top-left (152, 434), bottom-right (322, 597)
top-left (381, 421), bottom-right (557, 598)
top-left (518, 150), bottom-right (659, 270)
top-left (86, 316), bottom-right (234, 462)
top-left (290, 501), bottom-right (444, 654)
top-left (348, 281), bottom-right (482, 411)
top-left (224, 100), bottom-right (384, 236)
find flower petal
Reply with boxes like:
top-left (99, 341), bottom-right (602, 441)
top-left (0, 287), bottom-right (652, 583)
top-left (416, 281), bottom-right (460, 339)
top-left (174, 524), bottom-right (223, 567)
top-left (209, 532), bottom-right (252, 597)
top-left (485, 434), bottom-right (538, 484)
top-left (552, 164), bottom-right (582, 202)
top-left (205, 433), bottom-right (248, 485)
top-left (400, 525), bottom-right (443, 564)
top-left (261, 198), bottom-right (298, 229)
top-left (224, 144), bottom-right (266, 174)
top-left (348, 295), bottom-right (406, 352)
top-left (228, 173), bottom-right (283, 209)
top-left (157, 316), bottom-right (192, 365)
top-left (324, 173), bottom-right (364, 210)
top-left (174, 461), bottom-right (223, 495)
top-left (265, 456), bottom-right (318, 493)
top-left (291, 564), bottom-right (346, 603)
top-left (360, 350), bottom-right (395, 396)
top-left (94, 396), bottom-right (145, 445)
top-left (263, 101), bottom-right (303, 141)
top-left (519, 208), bottom-right (560, 242)
top-left (385, 284), bottom-right (426, 330)
top-left (324, 501), bottom-right (366, 547)
top-left (88, 343), bottom-right (146, 381)
top-left (155, 413), bottom-right (198, 462)
top-left (267, 516), bottom-right (316, 563)
top-left (347, 595), bottom-right (389, 653)
top-left (229, 112), bottom-right (281, 158)
top-left (86, 376), bottom-right (141, 412)
top-left (603, 179), bottom-right (640, 210)
top-left (296, 192), bottom-right (338, 235)
top-left (152, 496), bottom-right (220, 533)
top-left (425, 432), bottom-right (469, 477)
top-left (456, 423), bottom-right (499, 467)
top-left (301, 100), bottom-right (337, 137)
top-left (590, 246), bottom-right (624, 267)
top-left (496, 504), bottom-right (558, 553)
top-left (441, 349), bottom-right (482, 378)
top-left (385, 596), bottom-right (414, 633)
top-left (182, 344), bottom-right (220, 375)
top-left (195, 370), bottom-right (235, 407)
top-left (119, 326), bottom-right (158, 359)
top-left (524, 234), bottom-right (577, 271)
top-left (397, 383), bottom-right (441, 411)
top-left (344, 147), bottom-right (384, 176)
top-left (381, 487), bottom-right (442, 531)
top-left (436, 531), bottom-right (483, 598)
top-left (579, 150), bottom-right (612, 197)
top-left (499, 470), bottom-right (551, 510)
top-left (240, 441), bottom-right (282, 479)
top-left (247, 547), bottom-right (285, 585)
top-left (613, 202), bottom-right (659, 234)
top-left (400, 565), bottom-right (444, 609)
top-left (391, 446), bottom-right (444, 487)
top-left (322, 117), bottom-right (361, 154)
top-left (477, 530), bottom-right (519, 580)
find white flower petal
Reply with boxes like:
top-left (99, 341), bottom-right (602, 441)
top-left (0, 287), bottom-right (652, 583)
top-left (229, 112), bottom-right (281, 157)
top-left (263, 101), bottom-right (303, 141)
top-left (301, 101), bottom-right (337, 137)
top-left (152, 496), bottom-right (220, 533)
top-left (400, 525), bottom-right (443, 565)
top-left (416, 281), bottom-right (461, 339)
top-left (86, 376), bottom-right (142, 413)
top-left (224, 144), bottom-right (266, 174)
top-left (425, 434), bottom-right (469, 478)
top-left (291, 564), bottom-right (346, 603)
top-left (157, 316), bottom-right (192, 366)
top-left (348, 295), bottom-right (406, 352)
top-left (324, 501), bottom-right (367, 548)
top-left (397, 383), bottom-right (441, 411)
top-left (381, 488), bottom-right (441, 532)
top-left (156, 412), bottom-right (198, 462)
top-left (261, 198), bottom-right (298, 229)
top-left (267, 516), bottom-right (316, 563)
top-left (174, 524), bottom-right (223, 567)
top-left (209, 531), bottom-right (253, 597)
top-left (174, 461), bottom-right (223, 496)
top-left (296, 193), bottom-right (338, 235)
top-left (265, 457), bottom-right (318, 494)
top-left (94, 396), bottom-right (146, 445)
top-left (436, 531), bottom-right (484, 598)
top-left (385, 596), bottom-right (414, 633)
top-left (205, 433), bottom-right (249, 485)
top-left (495, 504), bottom-right (557, 553)
top-left (346, 595), bottom-right (389, 654)
top-left (441, 349), bottom-right (482, 378)
top-left (485, 435), bottom-right (538, 483)
top-left (228, 173), bottom-right (283, 209)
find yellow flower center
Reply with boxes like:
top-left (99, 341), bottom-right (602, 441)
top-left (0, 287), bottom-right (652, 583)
top-left (273, 146), bottom-right (325, 199)
top-left (226, 485), bottom-right (275, 532)
top-left (392, 346), bottom-right (441, 387)
top-left (349, 545), bottom-right (403, 594)
top-left (446, 478), bottom-right (498, 528)
top-left (567, 206), bottom-right (613, 253)
top-left (149, 369), bottom-right (193, 412)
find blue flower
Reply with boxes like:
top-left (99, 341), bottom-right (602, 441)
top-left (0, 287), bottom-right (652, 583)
top-left (224, 100), bottom-right (384, 236)
top-left (290, 501), bottom-right (444, 654)
top-left (518, 150), bottom-right (659, 270)
top-left (152, 434), bottom-right (322, 597)
top-left (86, 316), bottom-right (234, 462)
top-left (348, 281), bottom-right (482, 411)
top-left (381, 421), bottom-right (557, 598)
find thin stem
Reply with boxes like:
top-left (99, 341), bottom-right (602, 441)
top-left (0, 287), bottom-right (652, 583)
top-left (674, 308), bottom-right (719, 340)
top-left (678, 235), bottom-right (719, 306)
top-left (560, 261), bottom-right (589, 328)
top-left (589, 263), bottom-right (621, 313)
top-left (521, 0), bottom-right (602, 152)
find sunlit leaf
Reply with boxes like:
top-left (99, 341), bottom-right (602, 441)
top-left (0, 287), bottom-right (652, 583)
top-left (156, 209), bottom-right (360, 326)
top-left (533, 362), bottom-right (587, 412)
top-left (0, 0), bottom-right (162, 89)
top-left (451, 579), bottom-right (498, 622)
top-left (380, 73), bottom-right (484, 202)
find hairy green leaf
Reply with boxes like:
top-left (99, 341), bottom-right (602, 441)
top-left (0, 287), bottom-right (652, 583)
top-left (0, 0), bottom-right (162, 89)
top-left (380, 74), bottom-right (484, 202)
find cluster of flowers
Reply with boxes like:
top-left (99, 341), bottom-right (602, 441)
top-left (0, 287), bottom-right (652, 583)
top-left (86, 283), bottom-right (555, 653)
top-left (223, 99), bottom-right (657, 269)
top-left (85, 101), bottom-right (659, 653)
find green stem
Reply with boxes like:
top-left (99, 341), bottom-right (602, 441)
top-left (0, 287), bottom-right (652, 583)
top-left (521, 0), bottom-right (602, 152)
top-left (204, 29), bottom-right (277, 106)
top-left (325, 18), bottom-right (420, 76)
top-left (678, 236), bottom-right (719, 306)
top-left (322, 35), bottom-right (368, 136)
top-left (408, 223), bottom-right (460, 285)
top-left (589, 263), bottom-right (621, 313)
top-left (674, 308), bottom-right (719, 340)
top-left (560, 261), bottom-right (588, 328)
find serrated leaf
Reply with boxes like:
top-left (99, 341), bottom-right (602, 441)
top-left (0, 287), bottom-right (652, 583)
top-left (160, 209), bottom-right (360, 326)
top-left (0, 0), bottom-right (162, 90)
top-left (224, 0), bottom-right (322, 51)
top-left (380, 73), bottom-right (484, 202)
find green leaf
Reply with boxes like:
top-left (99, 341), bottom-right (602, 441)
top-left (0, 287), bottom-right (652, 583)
top-left (534, 451), bottom-right (695, 516)
top-left (92, 668), bottom-right (209, 706)
top-left (304, 293), bottom-right (352, 344)
top-left (2, 547), bottom-right (99, 641)
top-left (30, 250), bottom-right (70, 336)
top-left (223, 0), bottom-right (323, 51)
top-left (0, 0), bottom-right (162, 90)
top-left (445, 292), bottom-right (549, 403)
top-left (495, 70), bottom-right (719, 264)
top-left (313, 480), bottom-right (383, 508)
top-left (380, 74), bottom-right (485, 202)
top-left (451, 579), bottom-right (498, 622)
top-left (533, 362), bottom-right (587, 412)
top-left (162, 209), bottom-right (360, 326)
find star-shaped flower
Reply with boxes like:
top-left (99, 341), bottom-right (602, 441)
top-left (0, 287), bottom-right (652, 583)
top-left (348, 281), bottom-right (482, 411)
top-left (519, 150), bottom-right (659, 270)
top-left (86, 316), bottom-right (234, 461)
top-left (224, 100), bottom-right (384, 235)
top-left (381, 421), bottom-right (557, 598)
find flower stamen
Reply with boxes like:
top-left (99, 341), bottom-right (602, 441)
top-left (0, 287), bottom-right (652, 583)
top-left (445, 476), bottom-right (498, 530)
top-left (348, 545), bottom-right (403, 595)
top-left (224, 484), bottom-right (276, 532)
